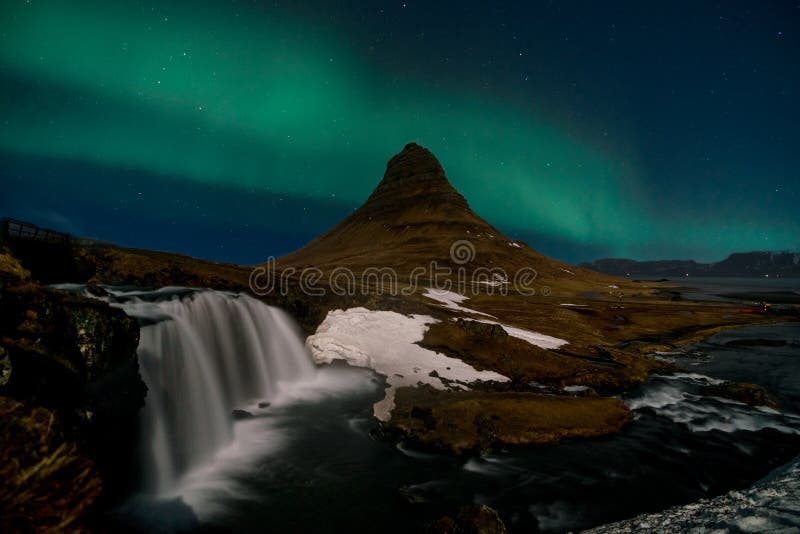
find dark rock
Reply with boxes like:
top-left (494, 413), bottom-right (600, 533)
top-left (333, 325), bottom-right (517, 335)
top-left (0, 259), bottom-right (146, 505)
top-left (427, 504), bottom-right (508, 534)
top-left (0, 346), bottom-right (10, 387)
top-left (232, 409), bottom-right (254, 420)
top-left (474, 413), bottom-right (500, 453)
top-left (703, 382), bottom-right (781, 411)
top-left (398, 485), bottom-right (427, 504)
top-left (592, 345), bottom-right (614, 360)
top-left (456, 319), bottom-right (508, 341)
top-left (85, 280), bottom-right (110, 297)
top-left (258, 401), bottom-right (271, 408)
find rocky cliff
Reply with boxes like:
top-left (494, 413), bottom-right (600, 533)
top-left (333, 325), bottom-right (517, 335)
top-left (0, 248), bottom-right (146, 530)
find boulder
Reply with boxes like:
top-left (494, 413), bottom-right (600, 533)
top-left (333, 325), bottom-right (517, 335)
top-left (703, 381), bottom-right (781, 411)
top-left (232, 409), bottom-right (254, 420)
top-left (456, 319), bottom-right (508, 341)
top-left (427, 504), bottom-right (508, 534)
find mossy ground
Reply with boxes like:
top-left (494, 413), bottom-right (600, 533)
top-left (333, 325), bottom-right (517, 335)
top-left (387, 386), bottom-right (632, 455)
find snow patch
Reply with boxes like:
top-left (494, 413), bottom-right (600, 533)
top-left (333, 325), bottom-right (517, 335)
top-left (462, 318), bottom-right (568, 350)
top-left (473, 273), bottom-right (508, 287)
top-left (561, 268), bottom-right (575, 275)
top-left (423, 289), bottom-right (568, 349)
top-left (560, 303), bottom-right (588, 307)
top-left (306, 308), bottom-right (508, 421)
top-left (508, 242), bottom-right (521, 248)
top-left (423, 288), bottom-right (495, 317)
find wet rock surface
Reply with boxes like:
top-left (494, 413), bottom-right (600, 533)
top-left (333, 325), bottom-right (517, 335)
top-left (232, 409), bottom-right (255, 420)
top-left (703, 381), bottom-right (782, 411)
top-left (585, 455), bottom-right (800, 533)
top-left (427, 504), bottom-right (508, 534)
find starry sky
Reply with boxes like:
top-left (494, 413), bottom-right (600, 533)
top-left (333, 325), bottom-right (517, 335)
top-left (1, 0), bottom-right (798, 265)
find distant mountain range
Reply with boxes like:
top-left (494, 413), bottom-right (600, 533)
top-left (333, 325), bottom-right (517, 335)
top-left (581, 252), bottom-right (800, 278)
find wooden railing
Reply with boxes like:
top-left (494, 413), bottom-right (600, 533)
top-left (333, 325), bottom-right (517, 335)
top-left (1, 218), bottom-right (71, 246)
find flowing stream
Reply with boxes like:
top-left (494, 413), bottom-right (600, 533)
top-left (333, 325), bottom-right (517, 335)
top-left (75, 286), bottom-right (800, 533)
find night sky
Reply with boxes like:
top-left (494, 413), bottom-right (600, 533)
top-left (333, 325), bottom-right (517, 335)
top-left (1, 1), bottom-right (798, 265)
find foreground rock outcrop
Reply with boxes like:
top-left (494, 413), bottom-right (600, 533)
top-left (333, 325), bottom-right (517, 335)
top-left (585, 455), bottom-right (800, 533)
top-left (0, 248), bottom-right (146, 528)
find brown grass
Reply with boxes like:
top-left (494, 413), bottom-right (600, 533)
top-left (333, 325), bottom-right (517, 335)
top-left (0, 252), bottom-right (31, 283)
top-left (0, 397), bottom-right (101, 533)
top-left (388, 387), bottom-right (632, 454)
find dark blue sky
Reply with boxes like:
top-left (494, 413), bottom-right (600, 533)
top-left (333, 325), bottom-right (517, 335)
top-left (1, 1), bottom-right (798, 264)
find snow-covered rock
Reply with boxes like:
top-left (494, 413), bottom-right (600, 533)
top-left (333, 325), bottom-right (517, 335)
top-left (306, 307), bottom-right (508, 421)
top-left (423, 289), bottom-right (568, 349)
top-left (423, 288), bottom-right (495, 317)
top-left (462, 318), bottom-right (568, 350)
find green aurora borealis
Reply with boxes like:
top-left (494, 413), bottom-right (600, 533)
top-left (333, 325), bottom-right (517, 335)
top-left (1, 1), bottom-right (797, 263)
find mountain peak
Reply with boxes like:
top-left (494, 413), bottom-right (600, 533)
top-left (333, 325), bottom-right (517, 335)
top-left (366, 142), bottom-right (468, 211)
top-left (278, 142), bottom-right (602, 284)
top-left (384, 142), bottom-right (444, 180)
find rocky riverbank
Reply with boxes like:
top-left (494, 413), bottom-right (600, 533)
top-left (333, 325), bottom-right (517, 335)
top-left (585, 454), bottom-right (800, 533)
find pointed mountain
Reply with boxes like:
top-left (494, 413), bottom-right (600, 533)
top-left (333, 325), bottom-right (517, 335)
top-left (278, 143), bottom-right (613, 287)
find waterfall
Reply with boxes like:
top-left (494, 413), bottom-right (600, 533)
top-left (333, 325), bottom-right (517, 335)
top-left (111, 288), bottom-right (315, 495)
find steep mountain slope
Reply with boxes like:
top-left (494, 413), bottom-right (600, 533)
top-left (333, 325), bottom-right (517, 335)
top-left (278, 142), bottom-right (616, 289)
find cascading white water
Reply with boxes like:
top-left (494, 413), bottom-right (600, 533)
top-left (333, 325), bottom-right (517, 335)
top-left (111, 289), bottom-right (315, 494)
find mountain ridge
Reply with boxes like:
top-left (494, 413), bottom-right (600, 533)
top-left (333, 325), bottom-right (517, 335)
top-left (581, 251), bottom-right (800, 278)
